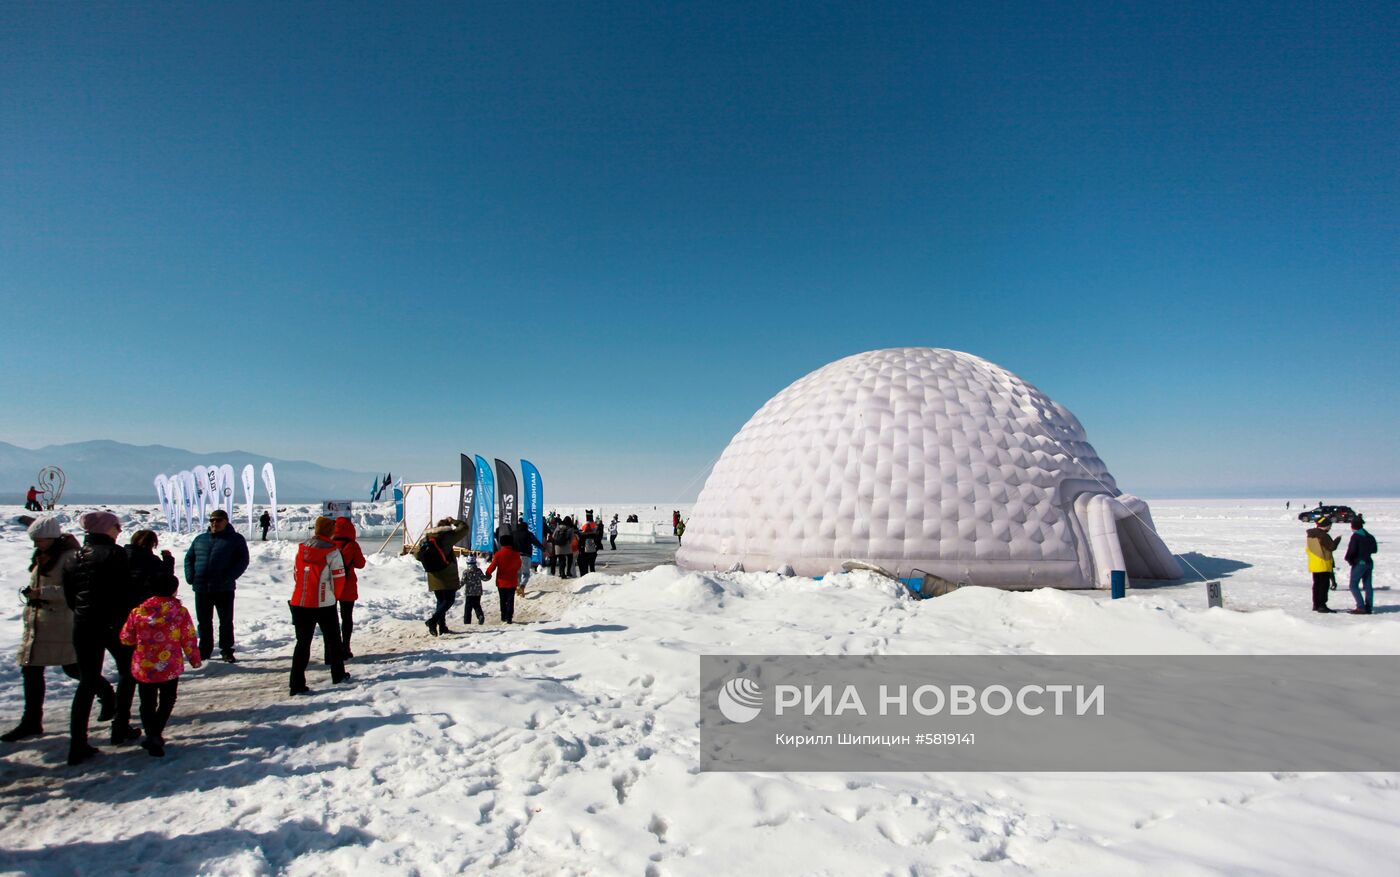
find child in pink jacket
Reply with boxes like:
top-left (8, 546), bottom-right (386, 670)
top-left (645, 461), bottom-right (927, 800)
top-left (119, 575), bottom-right (201, 757)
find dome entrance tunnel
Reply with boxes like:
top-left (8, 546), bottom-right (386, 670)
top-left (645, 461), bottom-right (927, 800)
top-left (675, 348), bottom-right (1182, 590)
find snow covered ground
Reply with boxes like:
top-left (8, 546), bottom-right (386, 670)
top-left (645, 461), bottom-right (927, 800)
top-left (0, 498), bottom-right (1397, 876)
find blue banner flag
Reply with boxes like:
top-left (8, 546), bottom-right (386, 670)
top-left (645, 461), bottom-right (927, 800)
top-left (521, 460), bottom-right (543, 564)
top-left (471, 454), bottom-right (495, 551)
top-left (393, 478), bottom-right (404, 522)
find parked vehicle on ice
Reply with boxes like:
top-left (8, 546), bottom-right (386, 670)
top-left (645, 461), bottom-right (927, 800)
top-left (1298, 504), bottom-right (1358, 524)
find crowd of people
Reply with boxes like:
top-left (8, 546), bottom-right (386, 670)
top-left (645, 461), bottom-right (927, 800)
top-left (4, 505), bottom-right (684, 765)
top-left (2, 508), bottom-right (372, 764)
top-left (6, 512), bottom-right (212, 764)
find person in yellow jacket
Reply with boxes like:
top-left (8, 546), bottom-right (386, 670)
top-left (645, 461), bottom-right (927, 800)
top-left (1305, 517), bottom-right (1342, 613)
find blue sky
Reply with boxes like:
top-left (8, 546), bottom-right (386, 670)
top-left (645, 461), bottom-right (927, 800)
top-left (2, 2), bottom-right (1396, 501)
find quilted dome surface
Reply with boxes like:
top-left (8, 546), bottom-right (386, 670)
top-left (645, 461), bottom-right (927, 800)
top-left (675, 347), bottom-right (1127, 587)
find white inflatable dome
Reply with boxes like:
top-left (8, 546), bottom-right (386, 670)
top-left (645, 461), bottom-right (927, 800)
top-left (675, 348), bottom-right (1181, 590)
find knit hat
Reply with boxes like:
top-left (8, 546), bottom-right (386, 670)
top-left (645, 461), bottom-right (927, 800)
top-left (313, 516), bottom-right (335, 537)
top-left (208, 508), bottom-right (229, 522)
top-left (77, 510), bottom-right (121, 535)
top-left (27, 515), bottom-right (63, 541)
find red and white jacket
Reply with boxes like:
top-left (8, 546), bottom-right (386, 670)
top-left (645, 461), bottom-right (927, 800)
top-left (291, 537), bottom-right (347, 608)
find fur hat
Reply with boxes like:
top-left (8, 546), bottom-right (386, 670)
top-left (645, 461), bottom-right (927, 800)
top-left (26, 515), bottom-right (63, 541)
top-left (77, 510), bottom-right (121, 535)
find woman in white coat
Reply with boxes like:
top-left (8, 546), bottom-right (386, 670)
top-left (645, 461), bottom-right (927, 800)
top-left (3, 516), bottom-right (83, 742)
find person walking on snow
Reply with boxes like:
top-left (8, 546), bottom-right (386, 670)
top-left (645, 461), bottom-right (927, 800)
top-left (64, 511), bottom-right (142, 765)
top-left (183, 508), bottom-right (249, 662)
top-left (421, 517), bottom-right (469, 636)
top-left (24, 486), bottom-right (42, 512)
top-left (288, 517), bottom-right (350, 695)
top-left (551, 517), bottom-right (576, 578)
top-left (1, 517), bottom-right (81, 743)
top-left (484, 538), bottom-right (523, 624)
top-left (577, 512), bottom-right (601, 575)
top-left (259, 510), bottom-right (272, 541)
top-left (119, 567), bottom-right (201, 757)
top-left (675, 517), bottom-right (686, 547)
top-left (1345, 516), bottom-right (1379, 615)
top-left (329, 517), bottom-right (366, 659)
top-left (513, 516), bottom-right (544, 590)
top-left (1305, 517), bottom-right (1342, 613)
top-left (609, 515), bottom-right (619, 551)
top-left (462, 556), bottom-right (486, 625)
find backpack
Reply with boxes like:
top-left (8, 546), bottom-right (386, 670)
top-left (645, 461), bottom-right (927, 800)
top-left (552, 526), bottom-right (572, 547)
top-left (416, 537), bottom-right (451, 573)
top-left (293, 543), bottom-right (335, 607)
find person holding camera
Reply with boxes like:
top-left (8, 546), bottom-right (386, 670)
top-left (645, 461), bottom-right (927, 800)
top-left (2, 517), bottom-right (83, 743)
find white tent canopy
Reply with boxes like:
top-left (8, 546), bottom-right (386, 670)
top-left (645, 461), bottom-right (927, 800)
top-left (676, 347), bottom-right (1182, 589)
top-left (402, 482), bottom-right (462, 547)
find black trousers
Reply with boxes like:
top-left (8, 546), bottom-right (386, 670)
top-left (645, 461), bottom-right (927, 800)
top-left (195, 590), bottom-right (236, 659)
top-left (326, 600), bottom-right (355, 660)
top-left (463, 595), bottom-right (484, 624)
top-left (20, 663), bottom-right (80, 727)
top-left (138, 679), bottom-right (179, 743)
top-left (1312, 571), bottom-right (1336, 610)
top-left (70, 632), bottom-right (130, 746)
top-left (498, 588), bottom-right (516, 623)
top-left (289, 604), bottom-right (345, 691)
top-left (260, 525), bottom-right (270, 541)
top-left (430, 589), bottom-right (457, 626)
top-left (609, 535), bottom-right (616, 550)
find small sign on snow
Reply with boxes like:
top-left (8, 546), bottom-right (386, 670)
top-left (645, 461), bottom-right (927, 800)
top-left (1206, 581), bottom-right (1223, 609)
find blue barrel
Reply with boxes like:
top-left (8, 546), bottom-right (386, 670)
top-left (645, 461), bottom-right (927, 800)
top-left (1111, 570), bottom-right (1127, 599)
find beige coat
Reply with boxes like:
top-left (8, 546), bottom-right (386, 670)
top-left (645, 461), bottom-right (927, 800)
top-left (17, 542), bottom-right (79, 666)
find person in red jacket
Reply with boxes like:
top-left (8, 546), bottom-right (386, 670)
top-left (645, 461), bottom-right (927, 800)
top-left (329, 518), bottom-right (367, 660)
top-left (288, 517), bottom-right (349, 695)
top-left (484, 541), bottom-right (522, 624)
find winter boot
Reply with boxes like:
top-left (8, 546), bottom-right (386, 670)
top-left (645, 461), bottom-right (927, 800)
top-left (67, 742), bottom-right (101, 766)
top-left (1, 720), bottom-right (43, 743)
top-left (96, 697), bottom-right (116, 723)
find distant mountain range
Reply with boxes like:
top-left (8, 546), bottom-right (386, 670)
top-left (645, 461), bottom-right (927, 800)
top-left (0, 440), bottom-right (383, 503)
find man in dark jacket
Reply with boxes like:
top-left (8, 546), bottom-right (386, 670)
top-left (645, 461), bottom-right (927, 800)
top-left (184, 508), bottom-right (250, 662)
top-left (64, 511), bottom-right (143, 764)
top-left (1345, 516), bottom-right (1379, 615)
top-left (512, 516), bottom-right (544, 589)
top-left (259, 510), bottom-right (272, 541)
